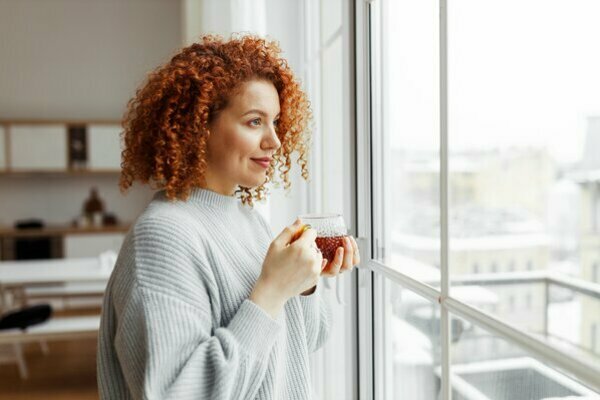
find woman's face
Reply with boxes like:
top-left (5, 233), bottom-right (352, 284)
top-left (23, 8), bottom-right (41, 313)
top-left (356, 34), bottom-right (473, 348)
top-left (204, 79), bottom-right (281, 196)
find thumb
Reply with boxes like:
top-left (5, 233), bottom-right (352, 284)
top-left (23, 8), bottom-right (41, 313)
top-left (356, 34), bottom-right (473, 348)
top-left (274, 218), bottom-right (304, 246)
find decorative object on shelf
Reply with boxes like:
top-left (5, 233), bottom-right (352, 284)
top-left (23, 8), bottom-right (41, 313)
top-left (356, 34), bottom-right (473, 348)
top-left (67, 124), bottom-right (88, 170)
top-left (83, 187), bottom-right (105, 227)
top-left (102, 212), bottom-right (119, 226)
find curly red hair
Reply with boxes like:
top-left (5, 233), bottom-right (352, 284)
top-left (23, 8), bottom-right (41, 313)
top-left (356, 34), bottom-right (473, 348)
top-left (119, 34), bottom-right (312, 206)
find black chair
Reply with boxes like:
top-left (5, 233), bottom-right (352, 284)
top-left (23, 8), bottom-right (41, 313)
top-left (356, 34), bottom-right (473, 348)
top-left (0, 304), bottom-right (53, 331)
top-left (0, 304), bottom-right (53, 379)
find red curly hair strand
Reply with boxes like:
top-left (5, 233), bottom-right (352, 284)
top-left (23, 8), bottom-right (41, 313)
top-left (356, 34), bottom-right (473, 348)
top-left (119, 34), bottom-right (313, 207)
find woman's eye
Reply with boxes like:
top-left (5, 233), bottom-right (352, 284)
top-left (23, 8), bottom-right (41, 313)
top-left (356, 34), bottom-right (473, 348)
top-left (249, 118), bottom-right (279, 128)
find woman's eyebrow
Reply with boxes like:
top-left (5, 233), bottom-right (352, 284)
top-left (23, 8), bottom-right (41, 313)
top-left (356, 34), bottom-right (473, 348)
top-left (242, 109), bottom-right (281, 118)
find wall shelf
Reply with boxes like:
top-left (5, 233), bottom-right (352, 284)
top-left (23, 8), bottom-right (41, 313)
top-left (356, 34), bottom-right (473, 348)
top-left (0, 170), bottom-right (120, 178)
top-left (0, 224), bottom-right (130, 238)
top-left (0, 224), bottom-right (131, 260)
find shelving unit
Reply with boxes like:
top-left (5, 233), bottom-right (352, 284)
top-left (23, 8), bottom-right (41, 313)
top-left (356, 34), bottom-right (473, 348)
top-left (0, 119), bottom-right (122, 174)
top-left (0, 119), bottom-right (127, 260)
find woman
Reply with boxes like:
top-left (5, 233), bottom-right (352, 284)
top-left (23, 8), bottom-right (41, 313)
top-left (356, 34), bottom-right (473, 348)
top-left (97, 34), bottom-right (360, 400)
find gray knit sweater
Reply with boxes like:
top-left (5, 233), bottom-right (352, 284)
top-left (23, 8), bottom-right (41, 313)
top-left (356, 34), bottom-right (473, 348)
top-left (97, 188), bottom-right (332, 399)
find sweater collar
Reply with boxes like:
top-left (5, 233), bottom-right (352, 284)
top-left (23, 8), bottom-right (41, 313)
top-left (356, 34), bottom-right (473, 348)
top-left (186, 187), bottom-right (240, 211)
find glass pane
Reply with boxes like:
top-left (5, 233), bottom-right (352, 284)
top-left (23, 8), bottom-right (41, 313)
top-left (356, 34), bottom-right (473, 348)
top-left (450, 313), bottom-right (600, 399)
top-left (548, 287), bottom-right (600, 364)
top-left (383, 279), bottom-right (441, 399)
top-left (448, 0), bottom-right (600, 362)
top-left (383, 0), bottom-right (440, 284)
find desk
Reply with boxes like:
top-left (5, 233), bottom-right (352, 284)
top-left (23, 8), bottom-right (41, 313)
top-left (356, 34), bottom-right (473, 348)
top-left (0, 257), bottom-right (112, 379)
top-left (0, 224), bottom-right (130, 260)
top-left (0, 257), bottom-right (112, 311)
top-left (0, 225), bottom-right (130, 239)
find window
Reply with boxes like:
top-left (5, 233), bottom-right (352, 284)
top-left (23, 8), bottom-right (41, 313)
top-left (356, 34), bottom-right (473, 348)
top-left (356, 0), bottom-right (600, 397)
top-left (594, 185), bottom-right (600, 234)
top-left (508, 260), bottom-right (516, 272)
top-left (491, 262), bottom-right (498, 274)
top-left (508, 295), bottom-right (516, 312)
top-left (593, 324), bottom-right (598, 353)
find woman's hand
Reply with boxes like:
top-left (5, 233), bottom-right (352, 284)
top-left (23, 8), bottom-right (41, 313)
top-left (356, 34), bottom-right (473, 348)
top-left (301, 235), bottom-right (361, 295)
top-left (321, 235), bottom-right (360, 278)
top-left (250, 219), bottom-right (324, 317)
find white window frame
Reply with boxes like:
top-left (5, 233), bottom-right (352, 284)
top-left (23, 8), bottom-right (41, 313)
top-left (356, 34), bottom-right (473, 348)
top-left (301, 0), bottom-right (360, 399)
top-left (353, 0), bottom-right (600, 399)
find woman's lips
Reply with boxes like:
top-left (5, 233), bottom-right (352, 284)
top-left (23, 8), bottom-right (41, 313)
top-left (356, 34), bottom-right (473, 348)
top-left (251, 159), bottom-right (270, 168)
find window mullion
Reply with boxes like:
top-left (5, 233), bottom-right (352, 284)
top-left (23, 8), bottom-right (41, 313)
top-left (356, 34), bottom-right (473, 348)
top-left (439, 0), bottom-right (451, 399)
top-left (356, 0), bottom-right (376, 398)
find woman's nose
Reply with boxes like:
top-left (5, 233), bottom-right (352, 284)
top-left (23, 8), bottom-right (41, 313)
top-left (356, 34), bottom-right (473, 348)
top-left (264, 126), bottom-right (281, 150)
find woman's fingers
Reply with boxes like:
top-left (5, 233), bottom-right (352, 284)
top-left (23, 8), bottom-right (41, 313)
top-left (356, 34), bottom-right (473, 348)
top-left (349, 236), bottom-right (360, 266)
top-left (321, 236), bottom-right (360, 277)
top-left (341, 237), bottom-right (353, 272)
top-left (322, 246), bottom-right (343, 277)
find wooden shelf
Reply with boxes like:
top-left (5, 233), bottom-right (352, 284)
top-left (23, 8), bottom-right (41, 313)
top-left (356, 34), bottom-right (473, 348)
top-left (0, 119), bottom-right (120, 125)
top-left (0, 170), bottom-right (120, 177)
top-left (0, 224), bottom-right (131, 239)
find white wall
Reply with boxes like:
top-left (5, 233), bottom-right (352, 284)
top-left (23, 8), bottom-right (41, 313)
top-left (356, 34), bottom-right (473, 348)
top-left (0, 176), bottom-right (153, 227)
top-left (0, 0), bottom-right (181, 226)
top-left (0, 0), bottom-right (182, 120)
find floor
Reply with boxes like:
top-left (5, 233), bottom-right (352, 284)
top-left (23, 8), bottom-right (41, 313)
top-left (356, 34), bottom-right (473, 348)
top-left (0, 309), bottom-right (99, 400)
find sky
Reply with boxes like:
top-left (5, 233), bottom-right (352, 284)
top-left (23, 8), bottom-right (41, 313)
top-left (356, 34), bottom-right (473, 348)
top-left (385, 0), bottom-right (600, 164)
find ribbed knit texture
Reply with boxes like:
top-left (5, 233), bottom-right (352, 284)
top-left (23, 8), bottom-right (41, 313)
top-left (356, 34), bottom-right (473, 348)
top-left (97, 187), bottom-right (332, 400)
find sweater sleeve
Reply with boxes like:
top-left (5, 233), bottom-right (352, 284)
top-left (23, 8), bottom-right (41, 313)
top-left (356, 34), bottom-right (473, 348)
top-left (297, 283), bottom-right (332, 353)
top-left (109, 216), bottom-right (282, 400)
top-left (113, 286), bottom-right (281, 400)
